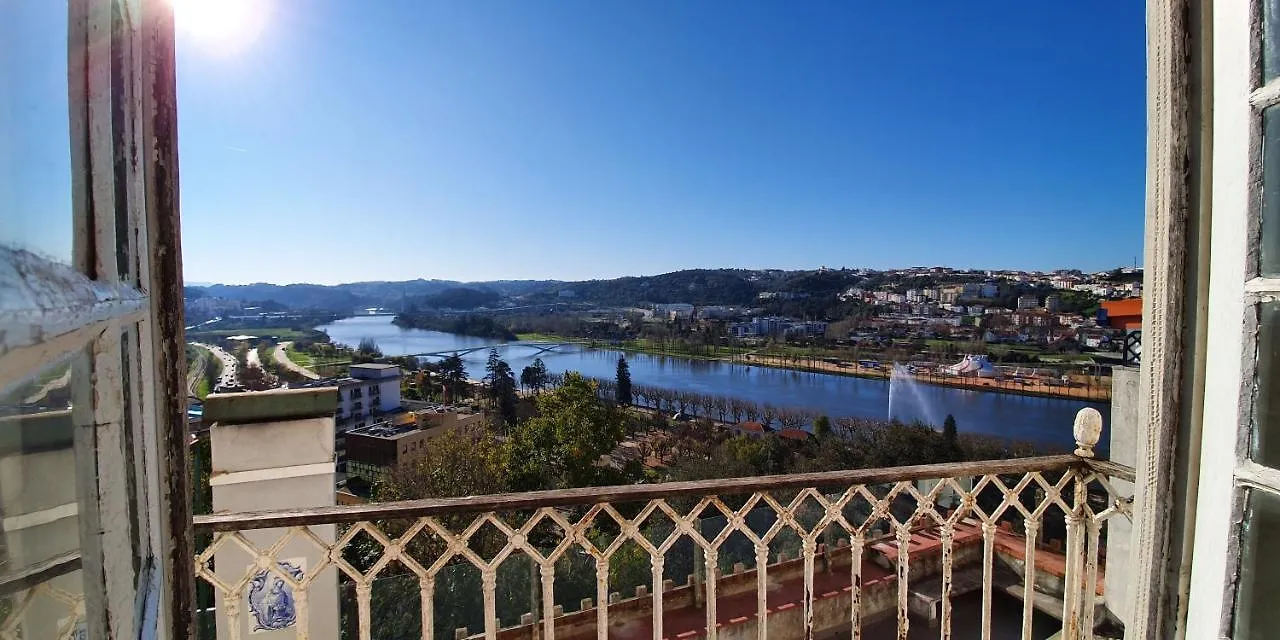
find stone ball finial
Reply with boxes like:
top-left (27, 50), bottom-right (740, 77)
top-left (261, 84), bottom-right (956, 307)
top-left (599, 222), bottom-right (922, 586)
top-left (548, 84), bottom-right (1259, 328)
top-left (1073, 407), bottom-right (1103, 458)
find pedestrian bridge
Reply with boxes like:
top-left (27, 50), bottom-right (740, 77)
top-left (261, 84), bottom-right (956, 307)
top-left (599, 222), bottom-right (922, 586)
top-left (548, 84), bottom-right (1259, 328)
top-left (404, 341), bottom-right (577, 359)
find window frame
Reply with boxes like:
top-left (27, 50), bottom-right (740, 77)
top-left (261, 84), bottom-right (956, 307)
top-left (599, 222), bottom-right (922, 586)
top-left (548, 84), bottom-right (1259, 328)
top-left (1186, 0), bottom-right (1280, 637)
top-left (0, 0), bottom-right (190, 638)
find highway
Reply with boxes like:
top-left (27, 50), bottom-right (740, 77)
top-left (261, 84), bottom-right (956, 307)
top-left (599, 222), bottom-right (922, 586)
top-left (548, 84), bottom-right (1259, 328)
top-left (190, 342), bottom-right (238, 391)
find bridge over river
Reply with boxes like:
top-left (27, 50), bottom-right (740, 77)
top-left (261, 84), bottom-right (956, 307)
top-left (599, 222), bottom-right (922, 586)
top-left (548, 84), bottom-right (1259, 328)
top-left (403, 341), bottom-right (577, 359)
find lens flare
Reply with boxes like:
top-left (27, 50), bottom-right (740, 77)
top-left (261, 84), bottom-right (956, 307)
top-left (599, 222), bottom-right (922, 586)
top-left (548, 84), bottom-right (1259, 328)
top-left (170, 0), bottom-right (269, 55)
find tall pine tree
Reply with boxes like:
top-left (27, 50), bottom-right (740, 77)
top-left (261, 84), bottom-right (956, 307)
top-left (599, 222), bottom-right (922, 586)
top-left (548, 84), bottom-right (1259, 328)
top-left (615, 356), bottom-right (632, 405)
top-left (484, 349), bottom-right (519, 431)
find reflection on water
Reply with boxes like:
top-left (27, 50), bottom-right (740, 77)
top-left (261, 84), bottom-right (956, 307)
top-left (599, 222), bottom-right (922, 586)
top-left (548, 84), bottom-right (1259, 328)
top-left (317, 316), bottom-right (1109, 451)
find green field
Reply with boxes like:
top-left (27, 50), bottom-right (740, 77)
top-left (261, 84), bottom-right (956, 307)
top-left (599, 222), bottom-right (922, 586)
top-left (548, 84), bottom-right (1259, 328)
top-left (284, 343), bottom-right (314, 368)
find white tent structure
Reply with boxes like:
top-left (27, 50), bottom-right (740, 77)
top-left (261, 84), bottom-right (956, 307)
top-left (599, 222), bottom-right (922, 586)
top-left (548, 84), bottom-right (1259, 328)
top-left (946, 354), bottom-right (1000, 378)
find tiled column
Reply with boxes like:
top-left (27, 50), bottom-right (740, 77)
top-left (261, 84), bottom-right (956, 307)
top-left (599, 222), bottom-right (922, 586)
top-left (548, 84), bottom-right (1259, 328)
top-left (206, 388), bottom-right (339, 640)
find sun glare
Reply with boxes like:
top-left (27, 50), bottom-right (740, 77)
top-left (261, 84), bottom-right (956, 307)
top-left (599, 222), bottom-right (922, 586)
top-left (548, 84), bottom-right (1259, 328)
top-left (170, 0), bottom-right (268, 55)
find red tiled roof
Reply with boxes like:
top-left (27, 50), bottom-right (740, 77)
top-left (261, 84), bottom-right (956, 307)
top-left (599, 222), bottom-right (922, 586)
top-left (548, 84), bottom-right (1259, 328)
top-left (736, 421), bottom-right (765, 432)
top-left (778, 428), bottom-right (810, 441)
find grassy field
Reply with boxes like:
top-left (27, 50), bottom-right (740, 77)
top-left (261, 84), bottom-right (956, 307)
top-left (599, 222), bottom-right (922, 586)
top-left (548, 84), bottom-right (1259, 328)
top-left (284, 343), bottom-right (314, 368)
top-left (515, 332), bottom-right (567, 342)
top-left (286, 344), bottom-right (351, 376)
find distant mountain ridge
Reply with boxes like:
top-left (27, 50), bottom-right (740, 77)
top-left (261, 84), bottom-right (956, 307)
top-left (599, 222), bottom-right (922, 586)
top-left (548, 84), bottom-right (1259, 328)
top-left (184, 269), bottom-right (866, 311)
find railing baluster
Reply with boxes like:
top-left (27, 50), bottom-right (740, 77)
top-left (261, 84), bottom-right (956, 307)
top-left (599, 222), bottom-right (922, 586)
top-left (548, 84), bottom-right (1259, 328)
top-left (294, 584), bottom-right (310, 640)
top-left (980, 522), bottom-right (995, 640)
top-left (1062, 473), bottom-right (1087, 639)
top-left (356, 583), bottom-right (372, 640)
top-left (1021, 520), bottom-right (1039, 640)
top-left (651, 556), bottom-right (665, 640)
top-left (704, 548), bottom-right (719, 640)
top-left (895, 527), bottom-right (909, 640)
top-left (595, 560), bottom-right (608, 640)
top-left (483, 569), bottom-right (498, 640)
top-left (850, 534), bottom-right (863, 640)
top-left (224, 592), bottom-right (242, 640)
top-left (420, 576), bottom-right (434, 640)
top-left (940, 522), bottom-right (953, 640)
top-left (755, 544), bottom-right (769, 640)
top-left (1082, 518), bottom-right (1101, 634)
top-left (802, 537), bottom-right (816, 640)
top-left (540, 564), bottom-right (556, 640)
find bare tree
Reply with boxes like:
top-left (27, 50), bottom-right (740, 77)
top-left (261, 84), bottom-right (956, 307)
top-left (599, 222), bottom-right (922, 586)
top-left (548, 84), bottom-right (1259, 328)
top-left (761, 403), bottom-right (778, 428)
top-left (728, 398), bottom-right (744, 424)
top-left (712, 396), bottom-right (729, 423)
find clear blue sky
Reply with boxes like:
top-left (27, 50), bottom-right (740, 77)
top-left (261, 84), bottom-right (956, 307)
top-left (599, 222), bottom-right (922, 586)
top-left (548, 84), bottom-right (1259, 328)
top-left (5, 1), bottom-right (1146, 285)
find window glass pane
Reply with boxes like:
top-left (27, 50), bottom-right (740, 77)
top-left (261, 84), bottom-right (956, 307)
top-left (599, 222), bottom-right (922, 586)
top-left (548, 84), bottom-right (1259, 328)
top-left (0, 359), bottom-right (87, 638)
top-left (1235, 488), bottom-right (1280, 639)
top-left (0, 0), bottom-right (73, 265)
top-left (1263, 107), bottom-right (1280, 276)
top-left (1268, 0), bottom-right (1280, 83)
top-left (1254, 302), bottom-right (1280, 466)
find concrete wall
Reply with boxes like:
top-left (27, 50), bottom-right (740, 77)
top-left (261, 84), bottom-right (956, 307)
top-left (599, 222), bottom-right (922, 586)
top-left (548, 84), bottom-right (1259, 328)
top-left (1104, 366), bottom-right (1139, 627)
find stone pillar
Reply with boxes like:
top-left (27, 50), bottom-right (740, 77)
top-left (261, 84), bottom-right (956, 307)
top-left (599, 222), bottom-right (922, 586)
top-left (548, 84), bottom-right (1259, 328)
top-left (1104, 366), bottom-right (1139, 626)
top-left (206, 388), bottom-right (339, 640)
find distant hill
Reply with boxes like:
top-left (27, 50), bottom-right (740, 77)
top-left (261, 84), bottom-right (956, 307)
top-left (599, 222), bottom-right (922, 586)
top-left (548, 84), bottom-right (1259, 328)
top-left (188, 278), bottom-right (563, 311)
top-left (416, 287), bottom-right (501, 310)
top-left (538, 269), bottom-right (768, 306)
top-left (184, 270), bottom-right (865, 310)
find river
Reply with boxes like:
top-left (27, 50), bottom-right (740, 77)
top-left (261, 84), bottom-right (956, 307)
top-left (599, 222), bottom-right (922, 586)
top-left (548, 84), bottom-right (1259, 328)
top-left (317, 316), bottom-right (1110, 451)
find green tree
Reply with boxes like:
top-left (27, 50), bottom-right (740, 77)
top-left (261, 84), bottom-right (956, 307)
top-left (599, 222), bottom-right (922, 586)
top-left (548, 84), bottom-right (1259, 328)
top-left (520, 357), bottom-right (549, 394)
top-left (357, 337), bottom-right (382, 357)
top-left (943, 414), bottom-right (960, 460)
top-left (615, 356), bottom-right (633, 406)
top-left (483, 349), bottom-right (519, 431)
top-left (813, 415), bottom-right (832, 439)
top-left (508, 372), bottom-right (626, 489)
top-left (438, 354), bottom-right (469, 403)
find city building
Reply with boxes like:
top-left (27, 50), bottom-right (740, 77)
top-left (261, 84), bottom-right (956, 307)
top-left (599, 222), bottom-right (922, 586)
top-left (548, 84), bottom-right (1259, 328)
top-left (1017, 294), bottom-right (1040, 310)
top-left (653, 303), bottom-right (694, 319)
top-left (1100, 298), bottom-right (1143, 331)
top-left (344, 404), bottom-right (485, 482)
top-left (296, 363), bottom-right (402, 431)
top-left (1044, 294), bottom-right (1062, 312)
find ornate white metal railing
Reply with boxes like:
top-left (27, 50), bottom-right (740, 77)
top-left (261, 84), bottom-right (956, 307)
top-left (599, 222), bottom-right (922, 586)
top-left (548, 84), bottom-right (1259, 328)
top-left (189, 451), bottom-right (1134, 640)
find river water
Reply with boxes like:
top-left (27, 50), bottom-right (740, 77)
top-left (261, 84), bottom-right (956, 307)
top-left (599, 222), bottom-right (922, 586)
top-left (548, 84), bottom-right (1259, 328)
top-left (317, 316), bottom-right (1109, 451)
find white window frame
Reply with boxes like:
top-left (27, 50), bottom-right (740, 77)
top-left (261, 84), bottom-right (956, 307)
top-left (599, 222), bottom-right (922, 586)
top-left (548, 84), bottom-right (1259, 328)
top-left (1187, 0), bottom-right (1280, 637)
top-left (0, 0), bottom-right (190, 638)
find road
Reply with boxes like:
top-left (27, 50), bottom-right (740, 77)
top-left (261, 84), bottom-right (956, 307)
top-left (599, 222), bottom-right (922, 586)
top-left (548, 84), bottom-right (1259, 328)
top-left (273, 341), bottom-right (320, 380)
top-left (190, 342), bottom-right (238, 391)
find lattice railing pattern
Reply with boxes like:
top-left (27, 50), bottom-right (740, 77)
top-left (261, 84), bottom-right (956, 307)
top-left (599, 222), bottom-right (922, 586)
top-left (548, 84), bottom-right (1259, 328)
top-left (192, 456), bottom-right (1133, 640)
top-left (0, 577), bottom-right (86, 640)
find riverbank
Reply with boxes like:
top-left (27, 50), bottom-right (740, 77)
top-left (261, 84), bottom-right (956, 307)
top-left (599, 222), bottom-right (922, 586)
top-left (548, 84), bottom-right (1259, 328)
top-left (738, 354), bottom-right (1111, 402)
top-left (517, 334), bottom-right (1111, 402)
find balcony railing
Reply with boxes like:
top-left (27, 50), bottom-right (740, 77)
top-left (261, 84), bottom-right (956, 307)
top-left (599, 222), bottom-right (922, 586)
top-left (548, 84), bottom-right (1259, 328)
top-left (190, 453), bottom-right (1134, 640)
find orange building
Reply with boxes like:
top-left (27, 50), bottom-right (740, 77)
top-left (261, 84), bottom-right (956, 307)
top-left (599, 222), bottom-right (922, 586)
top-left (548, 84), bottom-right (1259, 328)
top-left (1100, 298), bottom-right (1143, 330)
